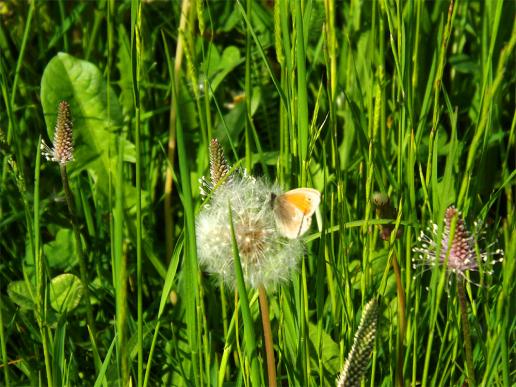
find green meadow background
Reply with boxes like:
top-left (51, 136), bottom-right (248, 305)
top-left (0, 0), bottom-right (514, 386)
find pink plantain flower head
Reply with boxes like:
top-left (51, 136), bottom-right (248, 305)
top-left (413, 207), bottom-right (504, 283)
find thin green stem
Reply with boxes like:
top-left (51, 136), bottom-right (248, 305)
top-left (113, 137), bottom-right (128, 385)
top-left (57, 0), bottom-right (69, 51)
top-left (172, 30), bottom-right (201, 384)
top-left (244, 0), bottom-right (252, 173)
top-left (294, 0), bottom-right (309, 185)
top-left (10, 1), bottom-right (34, 108)
top-left (457, 278), bottom-right (476, 387)
top-left (424, 0), bottom-right (455, 199)
top-left (35, 141), bottom-right (53, 387)
top-left (39, 326), bottom-right (53, 387)
top-left (59, 164), bottom-right (97, 342)
top-left (130, 0), bottom-right (144, 384)
top-left (164, 0), bottom-right (190, 259)
top-left (0, 289), bottom-right (8, 387)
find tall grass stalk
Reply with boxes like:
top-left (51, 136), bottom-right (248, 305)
top-left (228, 203), bottom-right (261, 387)
top-left (0, 289), bottom-right (8, 386)
top-left (59, 164), bottom-right (97, 337)
top-left (34, 139), bottom-right (53, 387)
top-left (173, 46), bottom-right (201, 384)
top-left (143, 235), bottom-right (182, 387)
top-left (9, 1), bottom-right (34, 109)
top-left (130, 0), bottom-right (144, 384)
top-left (457, 278), bottom-right (476, 386)
top-left (59, 162), bottom-right (98, 359)
top-left (424, 0), bottom-right (455, 208)
top-left (294, 0), bottom-right (309, 185)
top-left (458, 13), bottom-right (516, 207)
top-left (113, 136), bottom-right (128, 385)
top-left (420, 5), bottom-right (456, 383)
top-left (164, 0), bottom-right (191, 259)
top-left (244, 0), bottom-right (252, 173)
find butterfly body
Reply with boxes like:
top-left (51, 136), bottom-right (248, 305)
top-left (272, 188), bottom-right (321, 239)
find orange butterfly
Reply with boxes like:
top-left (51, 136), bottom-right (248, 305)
top-left (271, 188), bottom-right (321, 239)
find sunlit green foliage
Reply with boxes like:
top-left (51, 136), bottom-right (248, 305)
top-left (0, 0), bottom-right (514, 386)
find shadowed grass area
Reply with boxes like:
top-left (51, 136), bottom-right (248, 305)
top-left (0, 0), bottom-right (514, 386)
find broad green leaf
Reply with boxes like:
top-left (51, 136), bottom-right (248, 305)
top-left (213, 103), bottom-right (246, 147)
top-left (308, 321), bottom-right (340, 383)
top-left (7, 281), bottom-right (35, 310)
top-left (43, 228), bottom-right (78, 270)
top-left (50, 273), bottom-right (84, 314)
top-left (23, 233), bottom-right (35, 279)
top-left (40, 52), bottom-right (135, 206)
top-left (207, 46), bottom-right (242, 93)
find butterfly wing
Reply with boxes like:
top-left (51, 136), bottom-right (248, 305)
top-left (273, 197), bottom-right (307, 239)
top-left (273, 188), bottom-right (320, 239)
top-left (281, 188), bottom-right (321, 216)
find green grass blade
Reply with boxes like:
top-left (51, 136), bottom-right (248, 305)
top-left (228, 202), bottom-right (262, 387)
top-left (93, 335), bottom-right (117, 387)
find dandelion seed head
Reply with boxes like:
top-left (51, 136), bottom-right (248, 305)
top-left (196, 174), bottom-right (303, 290)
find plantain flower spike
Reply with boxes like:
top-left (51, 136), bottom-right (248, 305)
top-left (199, 139), bottom-right (232, 198)
top-left (41, 101), bottom-right (74, 165)
top-left (412, 206), bottom-right (504, 284)
top-left (336, 299), bottom-right (378, 387)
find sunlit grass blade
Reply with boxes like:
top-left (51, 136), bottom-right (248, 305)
top-left (173, 51), bottom-right (201, 384)
top-left (113, 136), bottom-right (128, 385)
top-left (143, 233), bottom-right (183, 387)
top-left (93, 335), bottom-right (117, 387)
top-left (227, 202), bottom-right (262, 387)
top-left (130, 0), bottom-right (144, 384)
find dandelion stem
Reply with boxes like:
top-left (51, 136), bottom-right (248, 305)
top-left (457, 278), bottom-right (476, 386)
top-left (59, 164), bottom-right (99, 370)
top-left (258, 285), bottom-right (277, 387)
